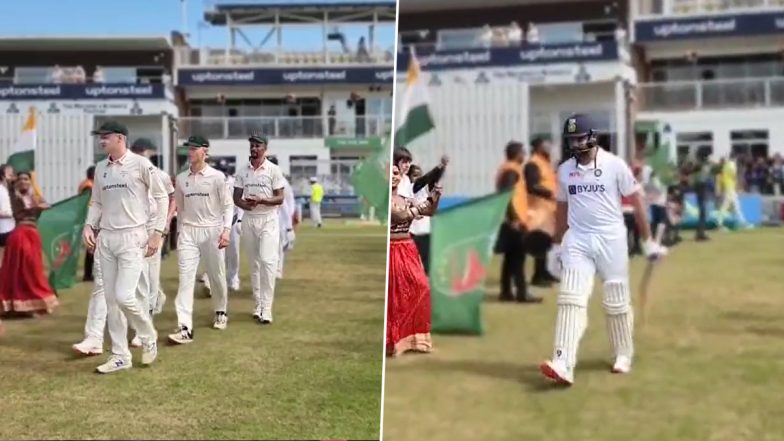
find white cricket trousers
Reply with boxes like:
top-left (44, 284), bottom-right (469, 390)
top-left (137, 242), bottom-right (163, 314)
top-left (83, 248), bottom-right (151, 343)
top-left (175, 225), bottom-right (228, 330)
top-left (717, 191), bottom-right (747, 226)
top-left (310, 202), bottom-right (322, 226)
top-left (97, 228), bottom-right (157, 358)
top-left (551, 229), bottom-right (633, 369)
top-left (225, 221), bottom-right (242, 288)
top-left (241, 212), bottom-right (279, 318)
top-left (84, 248), bottom-right (107, 342)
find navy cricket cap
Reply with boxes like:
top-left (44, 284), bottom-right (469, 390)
top-left (563, 114), bottom-right (595, 138)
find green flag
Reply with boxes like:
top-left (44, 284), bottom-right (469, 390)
top-left (350, 137), bottom-right (390, 224)
top-left (38, 191), bottom-right (91, 291)
top-left (430, 190), bottom-right (512, 335)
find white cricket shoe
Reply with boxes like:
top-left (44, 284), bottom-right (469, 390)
top-left (228, 283), bottom-right (240, 292)
top-left (130, 335), bottom-right (142, 348)
top-left (611, 355), bottom-right (632, 374)
top-left (96, 355), bottom-right (132, 374)
top-left (539, 359), bottom-right (574, 386)
top-left (141, 337), bottom-right (158, 365)
top-left (213, 313), bottom-right (228, 330)
top-left (168, 325), bottom-right (194, 345)
top-left (72, 338), bottom-right (103, 356)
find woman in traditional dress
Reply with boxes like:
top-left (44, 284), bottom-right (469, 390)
top-left (0, 171), bottom-right (58, 317)
top-left (387, 164), bottom-right (441, 357)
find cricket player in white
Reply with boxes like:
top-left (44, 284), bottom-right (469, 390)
top-left (233, 134), bottom-right (285, 324)
top-left (540, 114), bottom-right (664, 386)
top-left (267, 156), bottom-right (296, 278)
top-left (82, 121), bottom-right (167, 373)
top-left (225, 172), bottom-right (244, 291)
top-left (130, 139), bottom-right (176, 323)
top-left (169, 135), bottom-right (233, 344)
top-left (73, 140), bottom-right (176, 355)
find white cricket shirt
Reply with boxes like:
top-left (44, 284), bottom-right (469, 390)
top-left (234, 159), bottom-right (285, 217)
top-left (87, 151), bottom-right (169, 232)
top-left (226, 175), bottom-right (244, 223)
top-left (146, 168), bottom-right (175, 230)
top-left (175, 164), bottom-right (233, 229)
top-left (556, 148), bottom-right (641, 236)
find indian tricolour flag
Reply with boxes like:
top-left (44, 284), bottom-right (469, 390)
top-left (7, 107), bottom-right (44, 197)
top-left (394, 47), bottom-right (435, 147)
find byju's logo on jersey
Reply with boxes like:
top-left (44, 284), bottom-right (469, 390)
top-left (568, 184), bottom-right (606, 195)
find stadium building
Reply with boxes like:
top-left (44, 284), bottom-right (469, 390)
top-left (0, 36), bottom-right (179, 203)
top-left (632, 0), bottom-right (784, 162)
top-left (174, 1), bottom-right (395, 208)
top-left (396, 0), bottom-right (636, 199)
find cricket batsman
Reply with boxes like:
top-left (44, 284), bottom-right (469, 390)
top-left (233, 133), bottom-right (285, 324)
top-left (82, 121), bottom-right (168, 373)
top-left (539, 114), bottom-right (664, 385)
top-left (168, 136), bottom-right (233, 344)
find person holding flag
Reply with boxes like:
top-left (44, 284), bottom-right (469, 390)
top-left (0, 171), bottom-right (57, 317)
top-left (387, 164), bottom-right (442, 357)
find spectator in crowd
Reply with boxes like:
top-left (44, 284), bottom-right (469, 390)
top-left (526, 22), bottom-right (539, 43)
top-left (51, 65), bottom-right (64, 84)
top-left (357, 37), bottom-right (370, 62)
top-left (0, 172), bottom-right (57, 317)
top-left (93, 66), bottom-right (105, 83)
top-left (508, 21), bottom-right (523, 45)
top-left (622, 165), bottom-right (643, 255)
top-left (642, 161), bottom-right (670, 242)
top-left (771, 154), bottom-right (784, 195)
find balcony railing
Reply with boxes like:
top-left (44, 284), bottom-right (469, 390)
top-left (639, 0), bottom-right (784, 17)
top-left (638, 77), bottom-right (784, 111)
top-left (177, 115), bottom-right (392, 140)
top-left (175, 46), bottom-right (395, 67)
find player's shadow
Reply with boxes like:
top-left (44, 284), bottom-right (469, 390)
top-left (391, 357), bottom-right (607, 393)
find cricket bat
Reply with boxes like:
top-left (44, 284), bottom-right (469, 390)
top-left (638, 223), bottom-right (666, 326)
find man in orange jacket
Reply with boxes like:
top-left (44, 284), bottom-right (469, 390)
top-left (494, 141), bottom-right (542, 304)
top-left (524, 137), bottom-right (560, 287)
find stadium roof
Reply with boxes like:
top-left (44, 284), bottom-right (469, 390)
top-left (0, 36), bottom-right (173, 51)
top-left (205, 1), bottom-right (396, 25)
top-left (399, 0), bottom-right (605, 13)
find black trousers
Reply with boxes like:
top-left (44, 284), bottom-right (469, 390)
top-left (83, 249), bottom-right (94, 281)
top-left (624, 212), bottom-right (641, 254)
top-left (497, 223), bottom-right (528, 300)
top-left (695, 184), bottom-right (708, 238)
top-left (412, 233), bottom-right (430, 275)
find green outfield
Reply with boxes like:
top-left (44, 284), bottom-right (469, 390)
top-left (0, 220), bottom-right (387, 440)
top-left (383, 228), bottom-right (784, 441)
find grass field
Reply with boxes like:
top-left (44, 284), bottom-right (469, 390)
top-left (0, 221), bottom-right (387, 440)
top-left (383, 228), bottom-right (784, 441)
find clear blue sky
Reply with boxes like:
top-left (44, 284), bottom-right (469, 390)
top-left (0, 0), bottom-right (396, 51)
